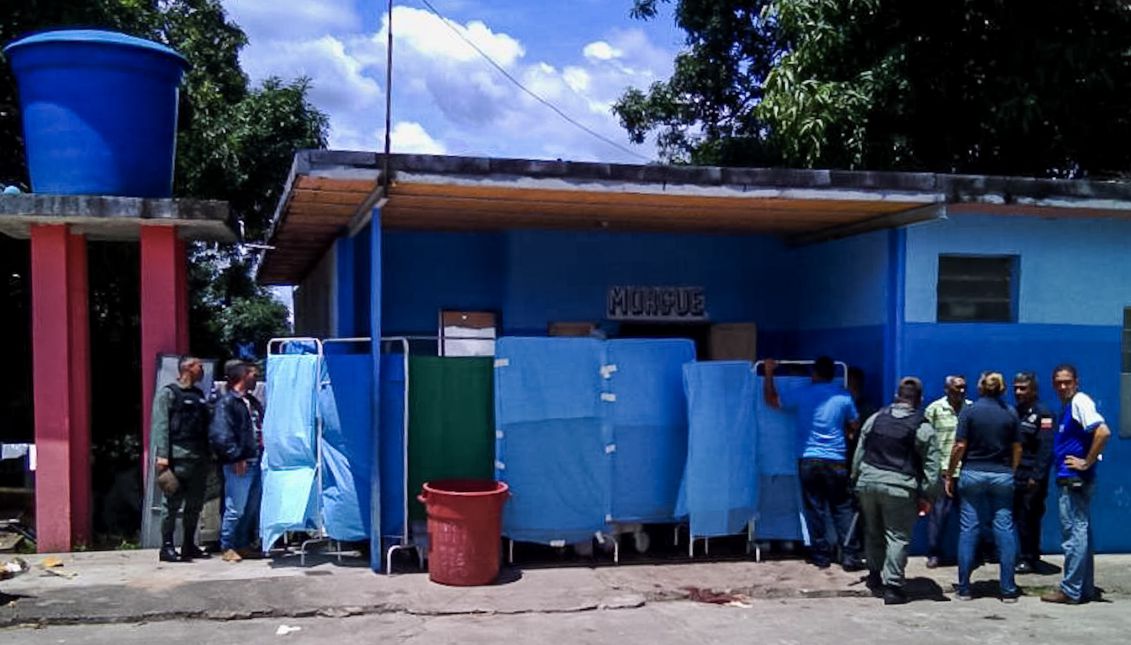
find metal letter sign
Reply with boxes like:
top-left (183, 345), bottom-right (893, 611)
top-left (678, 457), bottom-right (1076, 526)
top-left (606, 286), bottom-right (707, 321)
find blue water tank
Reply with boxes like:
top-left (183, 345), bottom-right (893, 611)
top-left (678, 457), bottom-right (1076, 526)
top-left (4, 30), bottom-right (189, 198)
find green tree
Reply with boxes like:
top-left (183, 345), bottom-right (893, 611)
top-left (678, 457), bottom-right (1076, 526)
top-left (0, 0), bottom-right (327, 539)
top-left (616, 0), bottom-right (1131, 177)
top-left (1, 0), bottom-right (327, 360)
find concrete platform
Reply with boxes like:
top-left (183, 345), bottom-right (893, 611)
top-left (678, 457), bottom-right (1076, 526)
top-left (2, 550), bottom-right (1127, 628)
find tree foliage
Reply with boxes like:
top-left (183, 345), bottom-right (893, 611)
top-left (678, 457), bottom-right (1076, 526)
top-left (0, 1), bottom-right (328, 529)
top-left (617, 0), bottom-right (1131, 177)
top-left (1, 0), bottom-right (328, 360)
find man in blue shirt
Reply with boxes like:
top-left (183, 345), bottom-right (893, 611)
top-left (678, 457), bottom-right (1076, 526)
top-left (1041, 364), bottom-right (1112, 604)
top-left (764, 356), bottom-right (861, 570)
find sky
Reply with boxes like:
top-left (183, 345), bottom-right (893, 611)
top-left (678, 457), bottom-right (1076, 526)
top-left (221, 0), bottom-right (686, 163)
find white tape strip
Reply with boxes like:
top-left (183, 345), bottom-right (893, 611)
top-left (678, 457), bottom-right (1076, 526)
top-left (605, 444), bottom-right (617, 454)
top-left (550, 540), bottom-right (566, 548)
top-left (495, 430), bottom-right (504, 439)
top-left (494, 460), bottom-right (506, 471)
top-left (600, 364), bottom-right (618, 379)
top-left (601, 393), bottom-right (617, 402)
top-left (494, 358), bottom-right (510, 368)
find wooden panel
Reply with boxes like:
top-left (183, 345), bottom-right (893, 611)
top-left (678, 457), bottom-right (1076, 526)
top-left (387, 193), bottom-right (864, 223)
top-left (295, 176), bottom-right (377, 193)
top-left (391, 181), bottom-right (917, 214)
top-left (382, 204), bottom-right (854, 229)
top-left (291, 188), bottom-right (372, 206)
top-left (382, 206), bottom-right (820, 233)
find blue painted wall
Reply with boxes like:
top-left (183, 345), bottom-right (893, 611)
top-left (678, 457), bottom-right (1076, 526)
top-left (791, 230), bottom-right (891, 404)
top-left (501, 230), bottom-right (793, 334)
top-left (380, 229), bottom-right (796, 337)
top-left (381, 230), bottom-right (505, 334)
top-left (901, 213), bottom-right (1131, 553)
top-left (905, 214), bottom-right (1131, 325)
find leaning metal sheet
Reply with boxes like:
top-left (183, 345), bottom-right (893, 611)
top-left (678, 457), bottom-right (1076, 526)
top-left (677, 361), bottom-right (757, 538)
top-left (752, 375), bottom-right (809, 541)
top-left (260, 353), bottom-right (320, 550)
top-left (494, 337), bottom-right (609, 545)
top-left (606, 339), bottom-right (696, 524)
top-left (320, 352), bottom-right (374, 542)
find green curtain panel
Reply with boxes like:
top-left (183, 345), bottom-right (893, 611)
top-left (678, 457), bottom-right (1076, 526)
top-left (408, 356), bottom-right (495, 520)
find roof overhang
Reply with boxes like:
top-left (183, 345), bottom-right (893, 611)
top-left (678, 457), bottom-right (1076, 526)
top-left (257, 150), bottom-right (1131, 285)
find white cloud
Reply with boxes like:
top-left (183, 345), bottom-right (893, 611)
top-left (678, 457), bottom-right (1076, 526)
top-left (582, 41), bottom-right (623, 62)
top-left (391, 121), bottom-right (446, 154)
top-left (224, 2), bottom-right (676, 162)
top-left (381, 7), bottom-right (524, 67)
top-left (223, 0), bottom-right (361, 40)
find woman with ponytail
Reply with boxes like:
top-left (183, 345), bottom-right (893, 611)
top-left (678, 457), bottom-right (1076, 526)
top-left (944, 371), bottom-right (1023, 602)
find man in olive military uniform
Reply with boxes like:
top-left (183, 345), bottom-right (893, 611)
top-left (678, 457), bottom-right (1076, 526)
top-left (152, 356), bottom-right (214, 563)
top-left (1012, 372), bottom-right (1056, 573)
top-left (852, 377), bottom-right (942, 605)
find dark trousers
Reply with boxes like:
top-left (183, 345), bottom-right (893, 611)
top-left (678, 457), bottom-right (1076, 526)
top-left (1014, 477), bottom-right (1049, 564)
top-left (160, 457), bottom-right (210, 546)
top-left (927, 475), bottom-right (956, 558)
top-left (799, 458), bottom-right (859, 565)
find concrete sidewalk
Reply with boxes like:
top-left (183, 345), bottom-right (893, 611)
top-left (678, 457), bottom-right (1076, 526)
top-left (2, 550), bottom-right (1127, 628)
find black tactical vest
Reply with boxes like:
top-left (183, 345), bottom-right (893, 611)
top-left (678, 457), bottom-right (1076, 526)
top-left (862, 406), bottom-right (924, 477)
top-left (166, 384), bottom-right (211, 450)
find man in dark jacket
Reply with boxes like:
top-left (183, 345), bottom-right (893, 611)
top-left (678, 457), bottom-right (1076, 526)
top-left (1012, 372), bottom-right (1055, 573)
top-left (210, 361), bottom-right (263, 562)
top-left (151, 356), bottom-right (213, 563)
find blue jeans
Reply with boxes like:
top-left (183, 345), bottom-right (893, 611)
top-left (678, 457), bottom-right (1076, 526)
top-left (957, 470), bottom-right (1017, 596)
top-left (798, 458), bottom-right (859, 566)
top-left (927, 475), bottom-right (957, 559)
top-left (221, 460), bottom-right (262, 551)
top-left (1058, 479), bottom-right (1096, 601)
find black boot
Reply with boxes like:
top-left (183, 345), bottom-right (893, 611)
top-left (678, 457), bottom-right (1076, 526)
top-left (180, 530), bottom-right (209, 560)
top-left (159, 543), bottom-right (181, 563)
top-left (883, 585), bottom-right (909, 606)
top-left (866, 571), bottom-right (884, 598)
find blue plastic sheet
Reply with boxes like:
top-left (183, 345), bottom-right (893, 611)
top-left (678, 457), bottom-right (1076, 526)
top-left (321, 352), bottom-right (375, 542)
top-left (377, 353), bottom-right (406, 542)
top-left (606, 339), bottom-right (695, 523)
top-left (494, 337), bottom-right (610, 544)
top-left (677, 361), bottom-right (758, 537)
top-left (261, 351), bottom-right (381, 550)
top-left (752, 376), bottom-right (809, 541)
top-left (260, 353), bottom-right (320, 550)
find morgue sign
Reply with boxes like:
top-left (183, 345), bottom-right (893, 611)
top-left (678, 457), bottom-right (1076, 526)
top-left (606, 286), bottom-right (707, 321)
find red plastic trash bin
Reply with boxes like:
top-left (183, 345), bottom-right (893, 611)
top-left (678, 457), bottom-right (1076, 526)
top-left (417, 479), bottom-right (509, 586)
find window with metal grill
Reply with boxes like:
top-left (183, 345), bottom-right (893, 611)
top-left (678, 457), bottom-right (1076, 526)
top-left (936, 255), bottom-right (1017, 323)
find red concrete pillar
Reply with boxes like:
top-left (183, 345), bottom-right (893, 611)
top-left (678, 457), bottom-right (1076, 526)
top-left (140, 226), bottom-right (189, 474)
top-left (30, 224), bottom-right (92, 552)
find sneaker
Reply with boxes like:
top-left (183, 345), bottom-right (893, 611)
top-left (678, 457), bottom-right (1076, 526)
top-left (883, 586), bottom-right (910, 606)
top-left (925, 556), bottom-right (940, 569)
top-left (221, 549), bottom-right (243, 563)
top-left (1040, 589), bottom-right (1080, 605)
top-left (841, 558), bottom-right (866, 573)
top-left (1001, 594), bottom-right (1020, 604)
top-left (180, 544), bottom-right (210, 560)
top-left (954, 589), bottom-right (974, 601)
top-left (1014, 560), bottom-right (1034, 574)
top-left (159, 544), bottom-right (181, 563)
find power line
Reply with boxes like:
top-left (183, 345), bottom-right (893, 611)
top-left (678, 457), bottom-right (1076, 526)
top-left (415, 0), bottom-right (652, 162)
